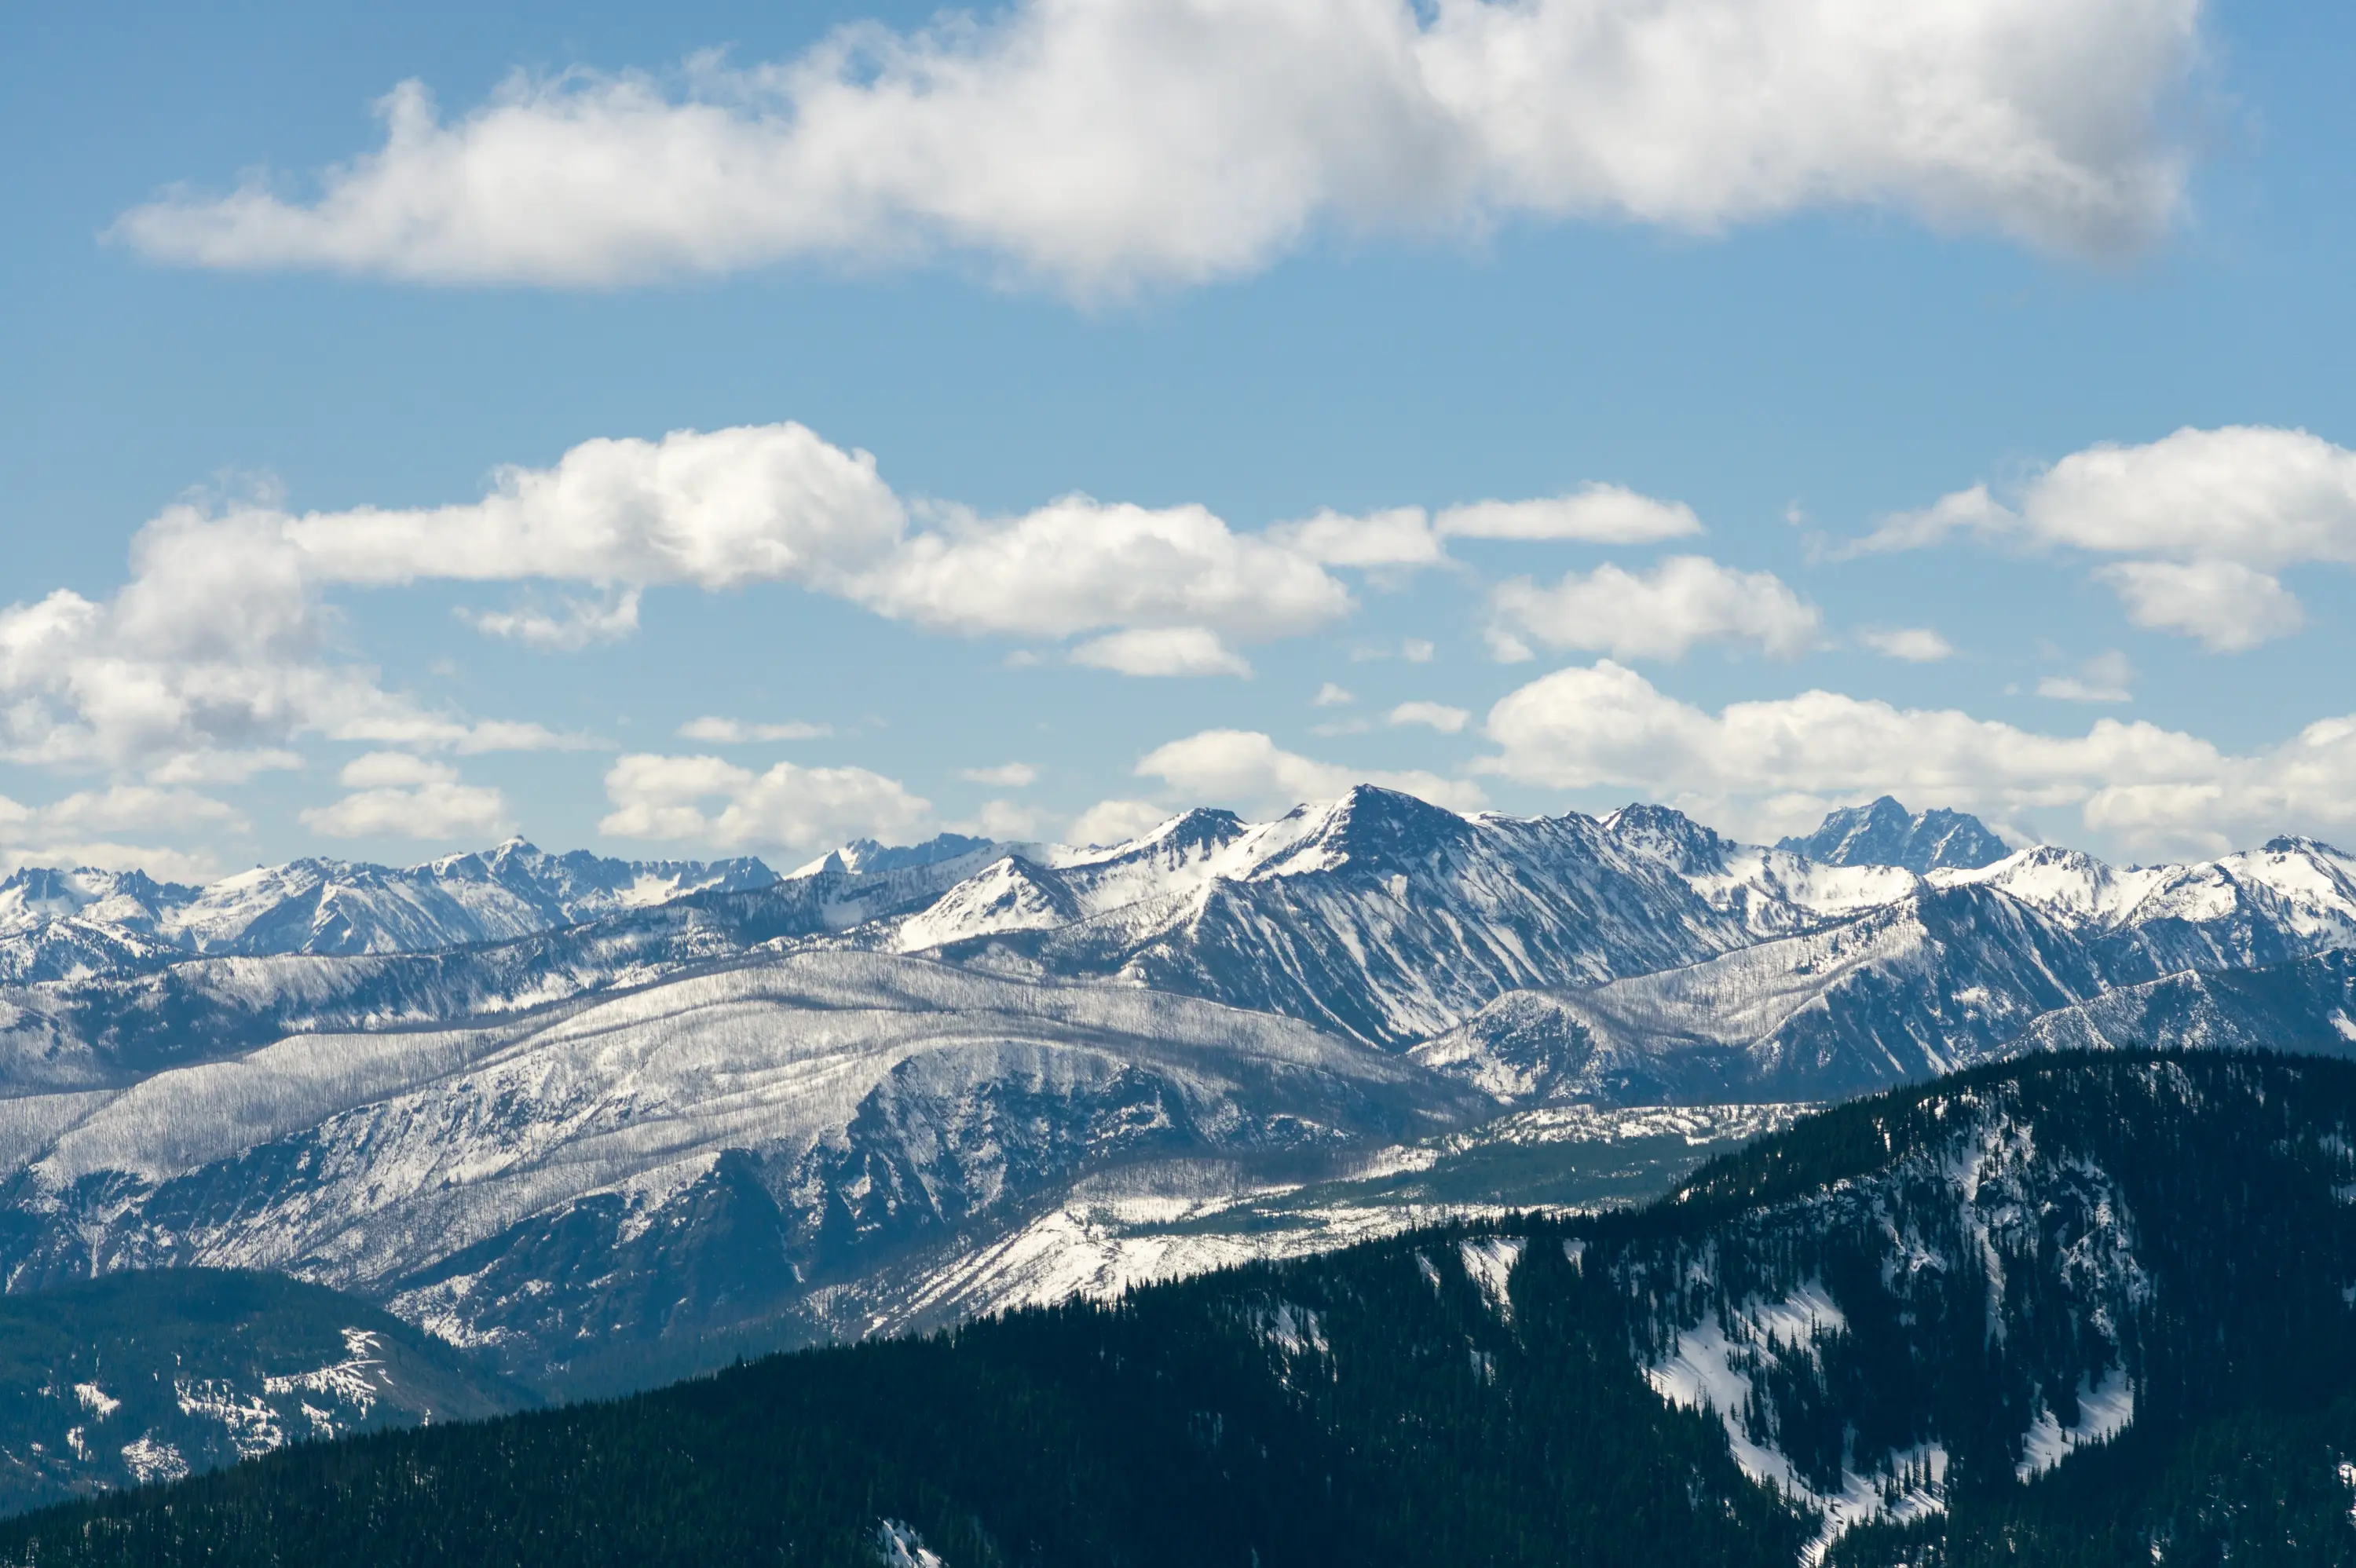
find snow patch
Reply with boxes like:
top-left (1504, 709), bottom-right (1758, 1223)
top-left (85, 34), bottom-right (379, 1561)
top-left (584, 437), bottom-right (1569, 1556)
top-left (1644, 1283), bottom-right (1925, 1565)
top-left (1459, 1236), bottom-right (1525, 1323)
top-left (874, 1519), bottom-right (947, 1568)
top-left (174, 1379), bottom-right (284, 1459)
top-left (119, 1435), bottom-right (188, 1486)
top-left (73, 1382), bottom-right (119, 1419)
top-left (2016, 1367), bottom-right (2135, 1481)
top-left (1252, 1302), bottom-right (1326, 1359)
top-left (261, 1327), bottom-right (385, 1416)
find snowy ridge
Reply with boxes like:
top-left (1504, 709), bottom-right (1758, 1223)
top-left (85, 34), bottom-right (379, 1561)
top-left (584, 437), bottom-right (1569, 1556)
top-left (0, 839), bottom-right (779, 962)
top-left (916, 789), bottom-right (1798, 1047)
top-left (1937, 835), bottom-right (2356, 964)
top-left (0, 950), bottom-right (1477, 1383)
top-left (1409, 884), bottom-right (2137, 1106)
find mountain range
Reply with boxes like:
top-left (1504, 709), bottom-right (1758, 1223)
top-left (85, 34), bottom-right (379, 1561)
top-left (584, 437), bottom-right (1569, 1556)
top-left (2, 788), bottom-right (2356, 1457)
top-left (12, 1051), bottom-right (2356, 1567)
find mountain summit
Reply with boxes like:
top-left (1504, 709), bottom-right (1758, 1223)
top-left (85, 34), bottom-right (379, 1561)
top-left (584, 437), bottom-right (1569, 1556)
top-left (1776, 795), bottom-right (2010, 872)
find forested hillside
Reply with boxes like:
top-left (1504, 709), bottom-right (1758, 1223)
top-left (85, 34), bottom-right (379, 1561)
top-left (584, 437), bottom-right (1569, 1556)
top-left (13, 1052), bottom-right (2356, 1566)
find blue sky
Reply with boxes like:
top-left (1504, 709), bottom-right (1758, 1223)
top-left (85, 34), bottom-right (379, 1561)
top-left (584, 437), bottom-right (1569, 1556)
top-left (4, 0), bottom-right (2355, 879)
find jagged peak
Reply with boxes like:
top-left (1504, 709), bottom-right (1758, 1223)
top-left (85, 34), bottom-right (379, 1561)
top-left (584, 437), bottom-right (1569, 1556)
top-left (834, 833), bottom-right (997, 876)
top-left (1602, 802), bottom-right (1728, 871)
top-left (1777, 796), bottom-right (2010, 872)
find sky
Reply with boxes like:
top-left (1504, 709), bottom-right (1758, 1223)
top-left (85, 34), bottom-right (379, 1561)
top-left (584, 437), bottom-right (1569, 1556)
top-left (5, 0), bottom-right (2356, 881)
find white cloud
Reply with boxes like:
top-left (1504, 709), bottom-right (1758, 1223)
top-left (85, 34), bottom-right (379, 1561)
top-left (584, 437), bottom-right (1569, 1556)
top-left (1480, 659), bottom-right (2356, 857)
top-left (953, 799), bottom-right (1047, 839)
top-left (599, 751), bottom-right (931, 850)
top-left (677, 716), bottom-right (832, 743)
top-left (290, 422), bottom-right (905, 591)
top-left (117, 0), bottom-right (2197, 294)
top-left (0, 783), bottom-right (243, 881)
top-left (2007, 427), bottom-right (2356, 565)
top-left (1847, 481), bottom-right (2011, 557)
top-left (335, 751), bottom-right (453, 789)
top-left (1860, 427), bottom-right (2356, 650)
top-left (958, 762), bottom-right (1037, 788)
top-left (2095, 559), bottom-right (2306, 651)
top-left (462, 589), bottom-right (642, 649)
top-left (2036, 650), bottom-right (2134, 704)
top-left (1858, 627), bottom-right (1955, 663)
top-left (0, 785), bottom-right (243, 840)
top-left (0, 488), bottom-right (603, 781)
top-left (865, 498), bottom-right (1344, 641)
top-left (1136, 729), bottom-right (1487, 814)
top-left (1313, 682), bottom-right (1355, 707)
top-left (1270, 507), bottom-right (1446, 569)
top-left (450, 720), bottom-right (598, 754)
top-left (1436, 486), bottom-right (1703, 545)
top-left (0, 566), bottom-right (430, 780)
top-left (1070, 798), bottom-right (1171, 846)
top-left (0, 420), bottom-right (1353, 787)
top-left (1275, 484), bottom-right (1702, 571)
top-left (287, 427), bottom-right (1348, 648)
top-left (1070, 627), bottom-right (1253, 678)
top-left (298, 755), bottom-right (514, 841)
top-left (1388, 700), bottom-right (1469, 733)
top-left (147, 749), bottom-right (306, 785)
top-left (1490, 556), bottom-right (1821, 662)
top-left (2036, 677), bottom-right (2128, 704)
top-left (0, 839), bottom-right (225, 884)
top-left (1402, 638), bottom-right (1435, 663)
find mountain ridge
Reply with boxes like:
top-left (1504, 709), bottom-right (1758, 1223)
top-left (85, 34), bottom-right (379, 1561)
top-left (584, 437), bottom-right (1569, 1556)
top-left (9, 1053), bottom-right (2356, 1565)
top-left (5, 792), bottom-right (2356, 1404)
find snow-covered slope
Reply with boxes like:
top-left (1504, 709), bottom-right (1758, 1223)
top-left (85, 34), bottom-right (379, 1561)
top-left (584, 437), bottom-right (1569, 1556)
top-left (1410, 885), bottom-right (2146, 1105)
top-left (1603, 802), bottom-right (1926, 938)
top-left (150, 839), bottom-right (781, 956)
top-left (0, 837), bottom-right (1013, 1091)
top-left (1937, 835), bottom-right (2356, 970)
top-left (2003, 948), bottom-right (2356, 1059)
top-left (0, 868), bottom-right (196, 938)
top-left (915, 788), bottom-right (1792, 1047)
top-left (7, 792), bottom-right (2356, 1402)
top-left (0, 1269), bottom-right (525, 1514)
top-left (0, 949), bottom-right (1480, 1390)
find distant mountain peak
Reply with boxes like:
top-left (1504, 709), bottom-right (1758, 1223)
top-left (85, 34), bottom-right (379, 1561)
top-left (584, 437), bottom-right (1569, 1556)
top-left (2261, 834), bottom-right (2354, 860)
top-left (834, 834), bottom-right (997, 876)
top-left (1777, 796), bottom-right (2010, 872)
top-left (1262, 785), bottom-right (1476, 874)
top-left (1602, 802), bottom-right (1729, 873)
